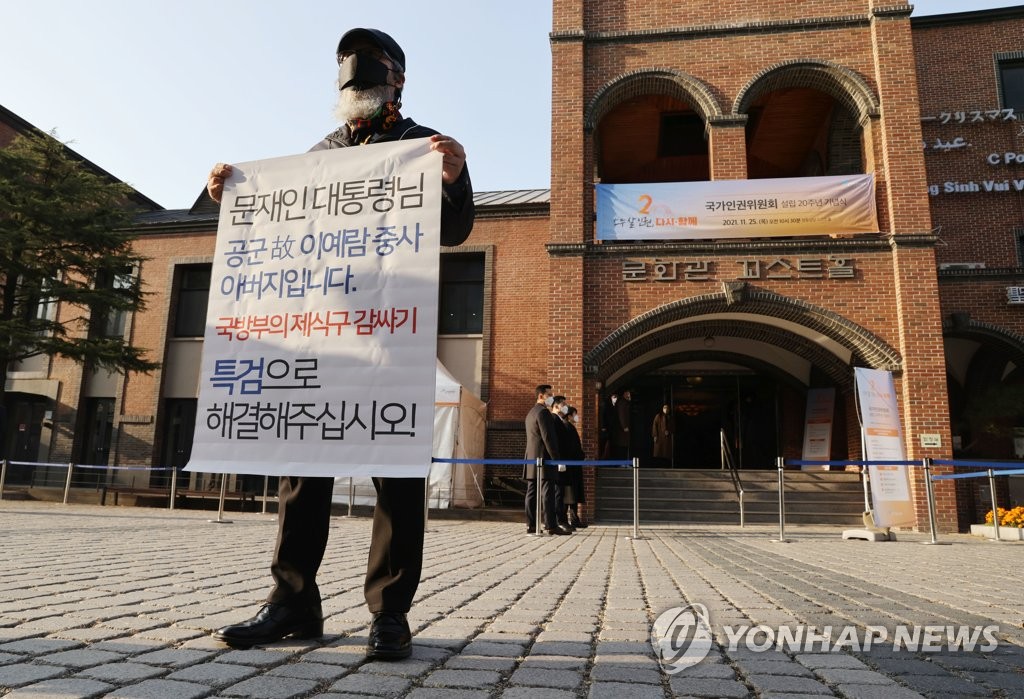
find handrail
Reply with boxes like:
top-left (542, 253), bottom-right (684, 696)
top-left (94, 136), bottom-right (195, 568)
top-left (720, 428), bottom-right (745, 527)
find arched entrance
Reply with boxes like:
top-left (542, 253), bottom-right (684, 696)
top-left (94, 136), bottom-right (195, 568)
top-left (944, 316), bottom-right (1024, 460)
top-left (612, 354), bottom-right (803, 470)
top-left (585, 283), bottom-right (902, 468)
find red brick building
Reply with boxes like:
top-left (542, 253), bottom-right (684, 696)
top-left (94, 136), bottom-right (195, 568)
top-left (3, 3), bottom-right (1022, 530)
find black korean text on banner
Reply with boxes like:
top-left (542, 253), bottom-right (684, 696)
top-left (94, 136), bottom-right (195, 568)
top-left (186, 140), bottom-right (442, 478)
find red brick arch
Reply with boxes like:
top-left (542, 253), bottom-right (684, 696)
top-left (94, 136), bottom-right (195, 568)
top-left (733, 59), bottom-right (879, 126)
top-left (584, 284), bottom-right (902, 388)
top-left (583, 68), bottom-right (723, 133)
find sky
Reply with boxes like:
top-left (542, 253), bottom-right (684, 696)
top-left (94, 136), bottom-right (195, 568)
top-left (1, 1), bottom-right (1019, 209)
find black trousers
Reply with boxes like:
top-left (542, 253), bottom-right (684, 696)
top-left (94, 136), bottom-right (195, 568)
top-left (268, 475), bottom-right (425, 614)
top-left (524, 467), bottom-right (558, 530)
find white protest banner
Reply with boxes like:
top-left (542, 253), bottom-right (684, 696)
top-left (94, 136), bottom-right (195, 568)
top-left (854, 367), bottom-right (915, 527)
top-left (596, 174), bottom-right (877, 240)
top-left (801, 387), bottom-right (835, 468)
top-left (186, 139), bottom-right (442, 478)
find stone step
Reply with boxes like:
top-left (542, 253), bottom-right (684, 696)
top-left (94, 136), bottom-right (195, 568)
top-left (595, 468), bottom-right (865, 525)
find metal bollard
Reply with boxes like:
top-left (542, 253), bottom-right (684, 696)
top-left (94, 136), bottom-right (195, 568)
top-left (739, 490), bottom-right (745, 528)
top-left (262, 475), bottom-right (269, 515)
top-left (343, 477), bottom-right (355, 518)
top-left (775, 456), bottom-right (790, 542)
top-left (0, 458), bottom-right (7, 501)
top-left (424, 474), bottom-right (430, 533)
top-left (208, 476), bottom-right (233, 524)
top-left (170, 467), bottom-right (178, 511)
top-left (922, 458), bottom-right (941, 545)
top-left (63, 462), bottom-right (74, 504)
top-left (627, 457), bottom-right (646, 540)
top-left (534, 457), bottom-right (543, 536)
top-left (987, 469), bottom-right (1002, 542)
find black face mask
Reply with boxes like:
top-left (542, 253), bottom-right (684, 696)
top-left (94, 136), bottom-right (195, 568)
top-left (338, 53), bottom-right (392, 91)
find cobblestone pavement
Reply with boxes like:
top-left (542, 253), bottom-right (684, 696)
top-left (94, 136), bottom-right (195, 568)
top-left (0, 501), bottom-right (1022, 698)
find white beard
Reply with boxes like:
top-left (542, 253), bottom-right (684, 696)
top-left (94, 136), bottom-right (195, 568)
top-left (333, 84), bottom-right (394, 122)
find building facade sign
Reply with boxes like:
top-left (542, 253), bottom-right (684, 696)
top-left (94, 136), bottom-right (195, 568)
top-left (924, 108), bottom-right (1017, 123)
top-left (621, 257), bottom-right (856, 282)
top-left (928, 179), bottom-right (1024, 196)
top-left (596, 174), bottom-right (878, 240)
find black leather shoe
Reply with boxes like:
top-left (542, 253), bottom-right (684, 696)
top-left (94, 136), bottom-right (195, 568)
top-left (569, 511), bottom-right (588, 528)
top-left (367, 611), bottom-right (412, 660)
top-left (545, 526), bottom-right (571, 536)
top-left (526, 527), bottom-right (536, 534)
top-left (213, 603), bottom-right (323, 648)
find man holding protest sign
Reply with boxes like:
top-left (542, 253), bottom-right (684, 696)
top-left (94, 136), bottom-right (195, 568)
top-left (205, 27), bottom-right (473, 660)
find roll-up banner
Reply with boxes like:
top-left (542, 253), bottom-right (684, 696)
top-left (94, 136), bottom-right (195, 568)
top-left (801, 387), bottom-right (835, 468)
top-left (854, 368), bottom-right (916, 528)
top-left (596, 174), bottom-right (877, 240)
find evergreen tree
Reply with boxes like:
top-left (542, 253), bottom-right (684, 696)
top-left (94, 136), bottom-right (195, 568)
top-left (0, 130), bottom-right (159, 406)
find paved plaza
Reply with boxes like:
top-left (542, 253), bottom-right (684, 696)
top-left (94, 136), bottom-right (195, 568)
top-left (0, 501), bottom-right (1022, 698)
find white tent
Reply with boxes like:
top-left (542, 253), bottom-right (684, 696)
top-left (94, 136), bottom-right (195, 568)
top-left (331, 359), bottom-right (487, 508)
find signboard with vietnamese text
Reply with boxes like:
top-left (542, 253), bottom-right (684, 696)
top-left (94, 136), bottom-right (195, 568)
top-left (596, 174), bottom-right (877, 241)
top-left (186, 140), bottom-right (442, 478)
top-left (854, 367), bottom-right (915, 528)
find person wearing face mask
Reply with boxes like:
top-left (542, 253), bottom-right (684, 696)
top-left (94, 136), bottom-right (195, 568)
top-left (652, 403), bottom-right (675, 466)
top-left (562, 406), bottom-right (588, 528)
top-left (549, 396), bottom-right (574, 532)
top-left (523, 385), bottom-right (570, 535)
top-left (206, 28), bottom-right (474, 660)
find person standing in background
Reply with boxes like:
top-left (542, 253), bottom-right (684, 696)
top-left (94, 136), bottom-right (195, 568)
top-left (651, 403), bottom-right (674, 466)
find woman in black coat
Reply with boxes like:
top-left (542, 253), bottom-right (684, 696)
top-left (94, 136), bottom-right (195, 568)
top-left (562, 406), bottom-right (588, 528)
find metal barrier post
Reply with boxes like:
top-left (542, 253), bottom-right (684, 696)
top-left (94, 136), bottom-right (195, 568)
top-left (0, 459), bottom-right (7, 501)
top-left (739, 490), bottom-right (745, 528)
top-left (922, 458), bottom-right (943, 545)
top-left (987, 469), bottom-right (1002, 542)
top-left (774, 456), bottom-right (789, 542)
top-left (208, 475), bottom-right (233, 524)
top-left (261, 475), bottom-right (269, 515)
top-left (424, 474), bottom-right (430, 533)
top-left (627, 457), bottom-right (647, 540)
top-left (343, 478), bottom-right (355, 518)
top-left (534, 457), bottom-right (543, 536)
top-left (63, 462), bottom-right (74, 504)
top-left (169, 467), bottom-right (178, 511)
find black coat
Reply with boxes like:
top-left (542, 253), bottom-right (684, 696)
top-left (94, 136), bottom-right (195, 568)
top-left (561, 419), bottom-right (586, 500)
top-left (523, 403), bottom-right (561, 480)
top-left (312, 117), bottom-right (474, 247)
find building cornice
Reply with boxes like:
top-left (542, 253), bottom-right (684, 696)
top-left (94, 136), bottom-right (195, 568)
top-left (550, 15), bottom-right (870, 46)
top-left (548, 236), bottom-right (894, 257)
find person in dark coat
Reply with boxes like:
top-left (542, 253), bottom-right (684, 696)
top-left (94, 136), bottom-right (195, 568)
top-left (523, 384), bottom-right (570, 535)
top-left (562, 405), bottom-right (588, 528)
top-left (652, 403), bottom-right (674, 464)
top-left (206, 27), bottom-right (474, 660)
top-left (550, 395), bottom-right (573, 531)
